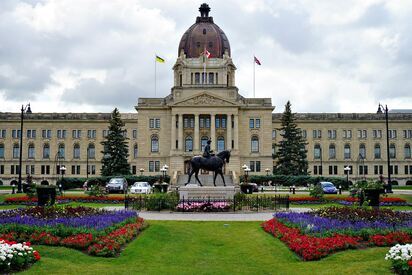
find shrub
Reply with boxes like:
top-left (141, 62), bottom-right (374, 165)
top-left (239, 175), bottom-right (348, 189)
top-left (309, 184), bottom-right (324, 199)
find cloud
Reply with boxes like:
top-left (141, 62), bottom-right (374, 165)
top-left (0, 0), bottom-right (411, 113)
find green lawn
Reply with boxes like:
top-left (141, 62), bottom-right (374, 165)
top-left (22, 221), bottom-right (391, 275)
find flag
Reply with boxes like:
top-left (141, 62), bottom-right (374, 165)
top-left (155, 55), bottom-right (165, 63)
top-left (254, 56), bottom-right (261, 65)
top-left (201, 48), bottom-right (211, 58)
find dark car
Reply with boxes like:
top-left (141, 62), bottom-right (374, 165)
top-left (320, 181), bottom-right (338, 194)
top-left (106, 177), bottom-right (127, 194)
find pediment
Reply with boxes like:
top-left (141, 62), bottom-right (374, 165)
top-left (171, 93), bottom-right (238, 107)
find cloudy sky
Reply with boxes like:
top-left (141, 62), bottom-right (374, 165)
top-left (1, 0), bottom-right (412, 114)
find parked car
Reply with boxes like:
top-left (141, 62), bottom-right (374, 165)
top-left (106, 177), bottom-right (127, 194)
top-left (320, 181), bottom-right (338, 194)
top-left (130, 182), bottom-right (152, 194)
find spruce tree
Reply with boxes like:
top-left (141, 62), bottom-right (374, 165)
top-left (101, 108), bottom-right (131, 176)
top-left (274, 101), bottom-right (308, 175)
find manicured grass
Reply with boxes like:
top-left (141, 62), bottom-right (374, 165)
top-left (21, 221), bottom-right (391, 275)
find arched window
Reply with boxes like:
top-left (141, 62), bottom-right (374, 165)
top-left (0, 144), bottom-right (4, 158)
top-left (133, 144), bottom-right (138, 159)
top-left (405, 144), bottom-right (411, 159)
top-left (359, 144), bottom-right (366, 159)
top-left (217, 136), bottom-right (225, 152)
top-left (389, 144), bottom-right (396, 159)
top-left (28, 144), bottom-right (35, 159)
top-left (314, 144), bottom-right (321, 159)
top-left (374, 144), bottom-right (381, 159)
top-left (201, 136), bottom-right (209, 152)
top-left (251, 136), bottom-right (259, 153)
top-left (185, 136), bottom-right (193, 152)
top-left (344, 144), bottom-right (351, 159)
top-left (43, 144), bottom-right (50, 159)
top-left (328, 144), bottom-right (336, 159)
top-left (13, 144), bottom-right (19, 159)
top-left (88, 144), bottom-right (95, 159)
top-left (151, 135), bottom-right (159, 152)
top-left (58, 144), bottom-right (65, 159)
top-left (73, 144), bottom-right (80, 159)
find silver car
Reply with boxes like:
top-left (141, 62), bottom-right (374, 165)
top-left (130, 182), bottom-right (152, 194)
top-left (105, 177), bottom-right (127, 194)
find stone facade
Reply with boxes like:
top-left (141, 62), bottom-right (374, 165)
top-left (0, 4), bottom-right (411, 186)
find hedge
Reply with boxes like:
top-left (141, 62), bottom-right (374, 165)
top-left (56, 175), bottom-right (170, 190)
top-left (239, 175), bottom-right (348, 189)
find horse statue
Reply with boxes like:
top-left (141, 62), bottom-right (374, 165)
top-left (185, 150), bottom-right (231, 187)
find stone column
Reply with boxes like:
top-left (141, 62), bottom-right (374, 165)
top-left (211, 114), bottom-right (216, 151)
top-left (227, 114), bottom-right (232, 150)
top-left (171, 114), bottom-right (176, 150)
top-left (233, 114), bottom-right (239, 150)
top-left (178, 114), bottom-right (183, 151)
top-left (194, 114), bottom-right (200, 152)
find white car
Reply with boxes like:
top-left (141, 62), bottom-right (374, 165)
top-left (130, 182), bottom-right (152, 194)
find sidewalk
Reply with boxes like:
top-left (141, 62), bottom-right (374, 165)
top-left (102, 207), bottom-right (311, 221)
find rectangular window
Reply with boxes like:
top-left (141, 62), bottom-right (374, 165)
top-left (389, 129), bottom-right (397, 139)
top-left (358, 129), bottom-right (367, 139)
top-left (150, 118), bottom-right (160, 129)
top-left (155, 118), bottom-right (160, 128)
top-left (221, 117), bottom-right (227, 129)
top-left (132, 129), bottom-right (137, 139)
top-left (313, 130), bottom-right (321, 139)
top-left (249, 161), bottom-right (255, 172)
top-left (87, 130), bottom-right (96, 139)
top-left (42, 129), bottom-right (52, 139)
top-left (12, 129), bottom-right (21, 139)
top-left (27, 129), bottom-right (36, 139)
top-left (72, 130), bottom-right (81, 139)
top-left (256, 161), bottom-right (261, 172)
top-left (57, 130), bottom-right (67, 139)
top-left (272, 130), bottom-right (276, 139)
top-left (0, 129), bottom-right (6, 138)
top-left (0, 165), bottom-right (4, 174)
top-left (302, 130), bottom-right (307, 138)
top-left (314, 166), bottom-right (318, 175)
top-left (328, 130), bottom-right (336, 139)
top-left (255, 119), bottom-right (260, 128)
top-left (249, 119), bottom-right (254, 129)
top-left (155, 161), bottom-right (160, 172)
top-left (403, 130), bottom-right (412, 139)
top-left (149, 161), bottom-right (154, 172)
top-left (216, 117), bottom-right (220, 128)
top-left (195, 73), bottom-right (200, 84)
top-left (373, 130), bottom-right (382, 138)
top-left (132, 165), bottom-right (137, 174)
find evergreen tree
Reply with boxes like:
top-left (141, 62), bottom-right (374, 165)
top-left (101, 108), bottom-right (130, 176)
top-left (274, 101), bottom-right (309, 175)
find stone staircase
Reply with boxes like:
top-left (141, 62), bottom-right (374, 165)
top-left (177, 174), bottom-right (234, 186)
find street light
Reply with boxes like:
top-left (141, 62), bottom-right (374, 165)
top-left (60, 166), bottom-right (66, 192)
top-left (139, 168), bottom-right (144, 176)
top-left (344, 166), bottom-right (351, 189)
top-left (377, 103), bottom-right (392, 193)
top-left (242, 165), bottom-right (250, 184)
top-left (17, 103), bottom-right (32, 193)
top-left (265, 168), bottom-right (270, 176)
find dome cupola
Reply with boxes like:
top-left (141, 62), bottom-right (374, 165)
top-left (178, 3), bottom-right (231, 58)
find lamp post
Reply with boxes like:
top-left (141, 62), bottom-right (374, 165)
top-left (265, 168), bottom-right (270, 176)
top-left (377, 103), bottom-right (392, 193)
top-left (319, 147), bottom-right (323, 176)
top-left (344, 166), bottom-right (351, 189)
top-left (59, 166), bottom-right (66, 193)
top-left (17, 103), bottom-right (32, 193)
top-left (139, 168), bottom-right (144, 176)
top-left (86, 146), bottom-right (89, 180)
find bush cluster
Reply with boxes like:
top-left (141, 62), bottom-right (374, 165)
top-left (239, 175), bottom-right (348, 189)
top-left (57, 175), bottom-right (170, 190)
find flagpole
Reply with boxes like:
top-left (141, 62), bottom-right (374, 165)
top-left (154, 54), bottom-right (157, 97)
top-left (203, 46), bottom-right (206, 85)
top-left (253, 55), bottom-right (255, 98)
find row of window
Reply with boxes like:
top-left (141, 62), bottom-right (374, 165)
top-left (191, 72), bottom-right (218, 85)
top-left (2, 164), bottom-right (96, 175)
top-left (271, 129), bottom-right (412, 140)
top-left (313, 143), bottom-right (411, 160)
top-left (0, 129), bottom-right (137, 139)
top-left (0, 143), bottom-right (96, 160)
top-left (311, 164), bottom-right (412, 176)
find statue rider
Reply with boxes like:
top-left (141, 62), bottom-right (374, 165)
top-left (203, 139), bottom-right (213, 158)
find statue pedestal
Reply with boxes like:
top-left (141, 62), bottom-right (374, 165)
top-left (178, 184), bottom-right (237, 200)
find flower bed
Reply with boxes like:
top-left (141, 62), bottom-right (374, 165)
top-left (288, 196), bottom-right (408, 206)
top-left (0, 206), bottom-right (146, 257)
top-left (385, 244), bottom-right (412, 275)
top-left (3, 195), bottom-right (126, 205)
top-left (0, 239), bottom-right (40, 273)
top-left (176, 201), bottom-right (231, 212)
top-left (262, 207), bottom-right (412, 261)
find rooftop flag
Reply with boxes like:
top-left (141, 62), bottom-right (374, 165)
top-left (156, 55), bottom-right (165, 63)
top-left (254, 56), bottom-right (261, 65)
top-left (201, 48), bottom-right (211, 58)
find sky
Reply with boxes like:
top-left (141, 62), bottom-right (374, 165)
top-left (1, 0), bottom-right (412, 114)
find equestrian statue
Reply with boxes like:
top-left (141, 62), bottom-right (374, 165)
top-left (185, 139), bottom-right (231, 187)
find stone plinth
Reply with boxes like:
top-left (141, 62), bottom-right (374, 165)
top-left (178, 184), bottom-right (236, 200)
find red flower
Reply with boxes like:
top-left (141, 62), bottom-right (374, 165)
top-left (408, 260), bottom-right (412, 268)
top-left (33, 250), bottom-right (41, 261)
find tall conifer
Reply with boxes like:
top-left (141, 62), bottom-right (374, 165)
top-left (274, 101), bottom-right (308, 175)
top-left (101, 108), bottom-right (130, 176)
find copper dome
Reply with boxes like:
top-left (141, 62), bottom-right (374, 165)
top-left (178, 3), bottom-right (231, 58)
